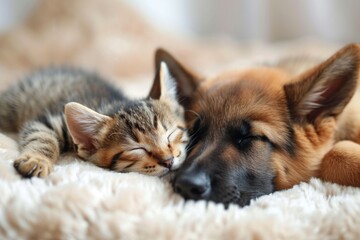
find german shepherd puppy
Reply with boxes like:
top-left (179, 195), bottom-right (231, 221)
top-left (153, 44), bottom-right (360, 206)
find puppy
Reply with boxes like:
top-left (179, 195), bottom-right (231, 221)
top-left (154, 44), bottom-right (360, 206)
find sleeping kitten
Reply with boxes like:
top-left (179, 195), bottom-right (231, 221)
top-left (0, 63), bottom-right (188, 177)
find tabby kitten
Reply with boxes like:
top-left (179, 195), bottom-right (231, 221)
top-left (0, 63), bottom-right (188, 177)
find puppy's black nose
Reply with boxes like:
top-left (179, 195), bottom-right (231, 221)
top-left (174, 171), bottom-right (211, 200)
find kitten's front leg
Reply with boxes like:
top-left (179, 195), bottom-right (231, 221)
top-left (14, 120), bottom-right (62, 178)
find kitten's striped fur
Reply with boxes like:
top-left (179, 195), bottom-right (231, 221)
top-left (0, 64), bottom-right (188, 177)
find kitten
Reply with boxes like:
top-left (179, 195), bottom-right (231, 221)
top-left (0, 63), bottom-right (188, 177)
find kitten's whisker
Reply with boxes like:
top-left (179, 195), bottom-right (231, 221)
top-left (186, 134), bottom-right (198, 146)
top-left (189, 130), bottom-right (200, 138)
top-left (185, 110), bottom-right (201, 120)
top-left (185, 145), bottom-right (194, 152)
top-left (185, 141), bottom-right (197, 152)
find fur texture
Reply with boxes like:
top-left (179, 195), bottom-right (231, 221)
top-left (0, 66), bottom-right (188, 177)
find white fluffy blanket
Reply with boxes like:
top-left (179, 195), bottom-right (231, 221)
top-left (1, 132), bottom-right (360, 239)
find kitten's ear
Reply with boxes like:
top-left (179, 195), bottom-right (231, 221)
top-left (64, 102), bottom-right (111, 154)
top-left (285, 44), bottom-right (360, 123)
top-left (149, 48), bottom-right (201, 107)
top-left (149, 62), bottom-right (177, 101)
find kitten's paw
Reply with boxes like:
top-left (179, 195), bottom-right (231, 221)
top-left (13, 154), bottom-right (53, 178)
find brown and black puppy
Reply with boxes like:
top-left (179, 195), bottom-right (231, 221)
top-left (154, 44), bottom-right (360, 206)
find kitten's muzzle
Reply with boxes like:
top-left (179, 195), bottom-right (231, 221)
top-left (158, 157), bottom-right (174, 169)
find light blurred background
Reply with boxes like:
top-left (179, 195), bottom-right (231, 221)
top-left (0, 0), bottom-right (359, 95)
top-left (127, 0), bottom-right (360, 43)
top-left (1, 0), bottom-right (359, 43)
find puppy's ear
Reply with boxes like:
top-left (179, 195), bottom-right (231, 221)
top-left (149, 48), bottom-right (201, 108)
top-left (64, 102), bottom-right (111, 155)
top-left (285, 44), bottom-right (360, 123)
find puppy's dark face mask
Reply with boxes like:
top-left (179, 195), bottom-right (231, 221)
top-left (174, 120), bottom-right (276, 206)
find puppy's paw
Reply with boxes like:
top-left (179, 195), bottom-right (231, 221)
top-left (13, 154), bottom-right (53, 178)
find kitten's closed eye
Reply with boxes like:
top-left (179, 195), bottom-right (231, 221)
top-left (129, 147), bottom-right (149, 155)
top-left (111, 147), bottom-right (148, 162)
top-left (111, 152), bottom-right (123, 162)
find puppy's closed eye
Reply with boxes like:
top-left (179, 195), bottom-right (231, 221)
top-left (237, 136), bottom-right (255, 149)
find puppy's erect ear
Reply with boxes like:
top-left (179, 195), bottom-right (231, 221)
top-left (285, 44), bottom-right (360, 123)
top-left (64, 102), bottom-right (111, 155)
top-left (149, 48), bottom-right (201, 107)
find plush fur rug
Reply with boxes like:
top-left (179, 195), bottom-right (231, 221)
top-left (1, 0), bottom-right (360, 239)
top-left (1, 133), bottom-right (360, 239)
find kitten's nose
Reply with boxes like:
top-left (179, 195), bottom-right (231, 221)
top-left (158, 157), bottom-right (174, 169)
